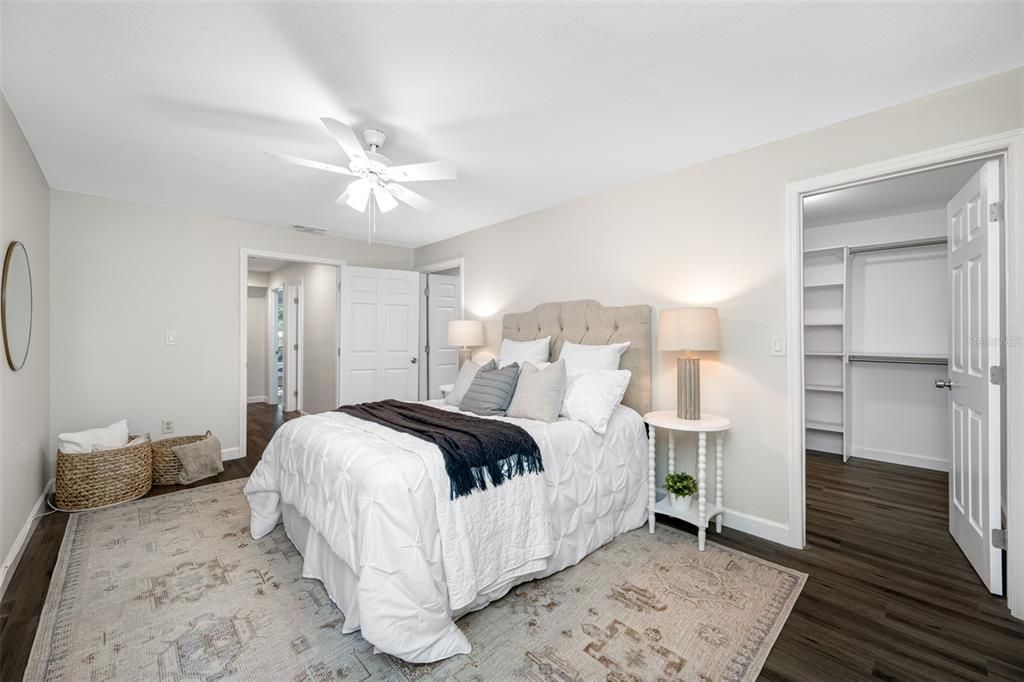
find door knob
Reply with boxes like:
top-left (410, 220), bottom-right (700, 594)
top-left (410, 357), bottom-right (418, 364)
top-left (935, 379), bottom-right (952, 390)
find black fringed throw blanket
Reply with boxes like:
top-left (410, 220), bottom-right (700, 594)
top-left (336, 399), bottom-right (543, 499)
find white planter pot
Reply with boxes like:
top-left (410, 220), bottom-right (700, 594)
top-left (669, 493), bottom-right (693, 512)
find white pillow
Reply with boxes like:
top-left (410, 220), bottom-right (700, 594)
top-left (93, 433), bottom-right (151, 452)
top-left (560, 369), bottom-right (631, 434)
top-left (58, 419), bottom-right (129, 454)
top-left (558, 340), bottom-right (631, 372)
top-left (498, 336), bottom-right (551, 368)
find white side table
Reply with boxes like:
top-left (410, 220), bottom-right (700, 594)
top-left (643, 411), bottom-right (731, 551)
top-left (439, 384), bottom-right (454, 399)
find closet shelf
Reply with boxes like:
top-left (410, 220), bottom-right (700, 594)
top-left (805, 351), bottom-right (844, 357)
top-left (803, 246), bottom-right (845, 257)
top-left (806, 420), bottom-right (844, 433)
top-left (804, 282), bottom-right (843, 290)
top-left (806, 384), bottom-right (843, 393)
top-left (847, 352), bottom-right (948, 366)
top-left (804, 322), bottom-right (843, 327)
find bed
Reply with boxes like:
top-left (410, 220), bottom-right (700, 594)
top-left (244, 299), bottom-right (653, 663)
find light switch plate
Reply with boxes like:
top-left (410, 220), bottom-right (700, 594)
top-left (770, 334), bottom-right (786, 356)
top-left (165, 330), bottom-right (177, 345)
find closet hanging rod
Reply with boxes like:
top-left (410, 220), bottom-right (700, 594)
top-left (848, 237), bottom-right (947, 255)
top-left (847, 353), bottom-right (949, 366)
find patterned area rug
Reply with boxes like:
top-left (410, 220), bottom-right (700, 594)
top-left (27, 479), bottom-right (805, 681)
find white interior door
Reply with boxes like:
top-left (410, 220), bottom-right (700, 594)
top-left (340, 266), bottom-right (420, 404)
top-left (947, 159), bottom-right (1003, 595)
top-left (427, 273), bottom-right (461, 399)
top-left (283, 280), bottom-right (302, 412)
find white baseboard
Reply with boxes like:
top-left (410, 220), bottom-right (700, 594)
top-left (221, 447), bottom-right (242, 462)
top-left (852, 445), bottom-right (948, 472)
top-left (246, 395), bottom-right (268, 404)
top-left (654, 486), bottom-right (794, 547)
top-left (0, 478), bottom-right (54, 599)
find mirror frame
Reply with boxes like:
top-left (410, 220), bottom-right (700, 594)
top-left (2, 241), bottom-right (33, 371)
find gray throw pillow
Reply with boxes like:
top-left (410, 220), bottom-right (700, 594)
top-left (460, 363), bottom-right (521, 416)
top-left (506, 360), bottom-right (567, 422)
top-left (446, 359), bottom-right (497, 406)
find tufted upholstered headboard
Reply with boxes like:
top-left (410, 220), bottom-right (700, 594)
top-left (502, 300), bottom-right (653, 415)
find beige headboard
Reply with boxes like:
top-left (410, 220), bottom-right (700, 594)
top-left (502, 300), bottom-right (653, 415)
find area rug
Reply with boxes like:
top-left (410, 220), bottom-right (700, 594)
top-left (26, 479), bottom-right (805, 681)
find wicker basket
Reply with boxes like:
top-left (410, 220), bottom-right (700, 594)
top-left (152, 432), bottom-right (212, 485)
top-left (55, 436), bottom-right (153, 511)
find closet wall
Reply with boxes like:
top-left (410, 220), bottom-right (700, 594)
top-left (803, 208), bottom-right (950, 470)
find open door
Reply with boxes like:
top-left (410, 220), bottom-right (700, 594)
top-left (946, 159), bottom-right (1003, 595)
top-left (426, 273), bottom-right (461, 399)
top-left (340, 266), bottom-right (420, 405)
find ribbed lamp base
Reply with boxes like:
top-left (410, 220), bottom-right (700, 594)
top-left (677, 357), bottom-right (701, 420)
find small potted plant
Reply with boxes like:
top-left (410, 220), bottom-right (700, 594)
top-left (664, 472), bottom-right (698, 512)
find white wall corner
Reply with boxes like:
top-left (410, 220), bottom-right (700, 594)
top-left (221, 447), bottom-right (242, 462)
top-left (0, 478), bottom-right (55, 600)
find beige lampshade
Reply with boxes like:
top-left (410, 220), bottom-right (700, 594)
top-left (658, 307), bottom-right (721, 352)
top-left (448, 319), bottom-right (484, 348)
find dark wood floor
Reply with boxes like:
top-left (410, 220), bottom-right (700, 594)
top-left (2, 436), bottom-right (1021, 680)
top-left (245, 401), bottom-right (301, 469)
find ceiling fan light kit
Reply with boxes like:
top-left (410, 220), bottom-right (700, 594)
top-left (268, 118), bottom-right (457, 243)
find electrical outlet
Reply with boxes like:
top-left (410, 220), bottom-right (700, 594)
top-left (161, 418), bottom-right (175, 434)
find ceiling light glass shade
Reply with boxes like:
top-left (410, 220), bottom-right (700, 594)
top-left (344, 178), bottom-right (371, 212)
top-left (657, 307), bottom-right (720, 352)
top-left (373, 187), bottom-right (398, 213)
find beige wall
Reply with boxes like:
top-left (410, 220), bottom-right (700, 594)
top-left (415, 68), bottom-right (1024, 532)
top-left (50, 191), bottom-right (412, 459)
top-left (0, 92), bottom-right (50, 573)
top-left (268, 261), bottom-right (340, 415)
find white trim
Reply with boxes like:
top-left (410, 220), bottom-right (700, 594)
top-left (785, 129), bottom-right (1024, 617)
top-left (239, 248), bottom-right (345, 464)
top-left (720, 509), bottom-right (792, 547)
top-left (0, 478), bottom-right (54, 599)
top-left (655, 485), bottom-right (790, 546)
top-left (246, 395), bottom-right (268, 404)
top-left (851, 446), bottom-right (948, 472)
top-left (221, 447), bottom-right (241, 461)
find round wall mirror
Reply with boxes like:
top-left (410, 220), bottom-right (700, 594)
top-left (2, 241), bottom-right (33, 371)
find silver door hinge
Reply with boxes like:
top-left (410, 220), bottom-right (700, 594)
top-left (989, 202), bottom-right (1004, 222)
top-left (293, 344), bottom-right (298, 351)
top-left (294, 297), bottom-right (299, 304)
top-left (424, 287), bottom-right (429, 297)
top-left (991, 365), bottom-right (1005, 385)
top-left (424, 344), bottom-right (430, 354)
top-left (992, 528), bottom-right (1007, 550)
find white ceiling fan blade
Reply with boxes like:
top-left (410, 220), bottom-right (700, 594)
top-left (337, 178), bottom-right (371, 212)
top-left (373, 187), bottom-right (398, 213)
top-left (386, 183), bottom-right (435, 212)
top-left (321, 117), bottom-right (368, 164)
top-left (266, 151), bottom-right (356, 176)
top-left (386, 160), bottom-right (457, 183)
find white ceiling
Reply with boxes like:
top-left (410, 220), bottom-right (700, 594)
top-left (2, 3), bottom-right (1021, 248)
top-left (803, 161), bottom-right (985, 228)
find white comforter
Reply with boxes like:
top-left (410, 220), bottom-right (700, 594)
top-left (244, 402), bottom-right (648, 663)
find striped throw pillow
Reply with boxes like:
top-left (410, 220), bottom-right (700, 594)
top-left (459, 362), bottom-right (521, 416)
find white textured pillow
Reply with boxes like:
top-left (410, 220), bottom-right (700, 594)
top-left (560, 369), bottom-right (632, 434)
top-left (558, 340), bottom-right (631, 372)
top-left (507, 360), bottom-right (567, 422)
top-left (498, 336), bottom-right (551, 367)
top-left (58, 419), bottom-right (130, 454)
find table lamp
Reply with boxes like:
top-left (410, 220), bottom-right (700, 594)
top-left (448, 320), bottom-right (484, 368)
top-left (658, 307), bottom-right (720, 420)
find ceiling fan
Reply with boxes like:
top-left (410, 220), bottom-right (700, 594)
top-left (267, 117), bottom-right (457, 242)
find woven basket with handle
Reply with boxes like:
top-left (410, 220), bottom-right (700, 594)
top-left (151, 432), bottom-right (212, 485)
top-left (55, 435), bottom-right (152, 511)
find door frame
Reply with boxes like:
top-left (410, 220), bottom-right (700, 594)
top-left (283, 278), bottom-right (304, 413)
top-left (784, 129), bottom-right (1024, 618)
top-left (238, 248), bottom-right (345, 463)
